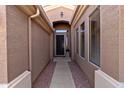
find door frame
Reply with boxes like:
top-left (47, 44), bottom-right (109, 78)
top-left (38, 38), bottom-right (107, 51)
top-left (54, 31), bottom-right (66, 57)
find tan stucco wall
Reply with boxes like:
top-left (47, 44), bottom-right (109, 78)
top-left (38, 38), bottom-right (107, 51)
top-left (72, 5), bottom-right (124, 87)
top-left (119, 6), bottom-right (124, 81)
top-left (6, 6), bottom-right (29, 82)
top-left (0, 5), bottom-right (52, 84)
top-left (101, 5), bottom-right (124, 82)
top-left (50, 33), bottom-right (54, 60)
top-left (46, 7), bottom-right (73, 22)
top-left (100, 5), bottom-right (120, 81)
top-left (71, 6), bottom-right (99, 87)
top-left (0, 5), bottom-right (8, 83)
top-left (31, 21), bottom-right (50, 82)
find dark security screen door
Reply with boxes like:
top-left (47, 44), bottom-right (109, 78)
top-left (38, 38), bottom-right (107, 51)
top-left (56, 35), bottom-right (64, 56)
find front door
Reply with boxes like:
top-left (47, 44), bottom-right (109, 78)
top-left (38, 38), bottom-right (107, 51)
top-left (54, 30), bottom-right (67, 56)
top-left (55, 34), bottom-right (65, 56)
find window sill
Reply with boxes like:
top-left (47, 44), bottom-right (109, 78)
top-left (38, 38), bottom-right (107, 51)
top-left (79, 55), bottom-right (85, 60)
top-left (89, 61), bottom-right (100, 69)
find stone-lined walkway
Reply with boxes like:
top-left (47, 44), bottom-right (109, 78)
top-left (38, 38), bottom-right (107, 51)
top-left (68, 61), bottom-right (90, 88)
top-left (33, 62), bottom-right (56, 88)
top-left (33, 57), bottom-right (90, 88)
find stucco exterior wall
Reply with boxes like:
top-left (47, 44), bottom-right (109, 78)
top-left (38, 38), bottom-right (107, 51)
top-left (71, 5), bottom-right (99, 87)
top-left (119, 6), bottom-right (124, 82)
top-left (6, 6), bottom-right (29, 83)
top-left (72, 5), bottom-right (124, 87)
top-left (31, 21), bottom-right (50, 82)
top-left (100, 5), bottom-right (119, 81)
top-left (46, 7), bottom-right (73, 22)
top-left (0, 5), bottom-right (52, 84)
top-left (50, 33), bottom-right (54, 60)
top-left (0, 5), bottom-right (8, 84)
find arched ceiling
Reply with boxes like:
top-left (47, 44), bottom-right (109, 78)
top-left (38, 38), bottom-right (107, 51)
top-left (42, 5), bottom-right (76, 23)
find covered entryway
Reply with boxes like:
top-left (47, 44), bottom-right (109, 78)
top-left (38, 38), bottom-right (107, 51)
top-left (53, 20), bottom-right (71, 57)
top-left (32, 5), bottom-right (90, 88)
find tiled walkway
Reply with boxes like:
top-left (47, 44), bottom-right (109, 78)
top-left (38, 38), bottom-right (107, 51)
top-left (50, 57), bottom-right (75, 88)
top-left (33, 57), bottom-right (90, 88)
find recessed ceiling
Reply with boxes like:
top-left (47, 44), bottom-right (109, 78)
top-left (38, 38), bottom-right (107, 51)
top-left (42, 5), bottom-right (76, 12)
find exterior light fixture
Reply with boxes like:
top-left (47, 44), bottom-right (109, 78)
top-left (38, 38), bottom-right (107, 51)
top-left (60, 12), bottom-right (64, 18)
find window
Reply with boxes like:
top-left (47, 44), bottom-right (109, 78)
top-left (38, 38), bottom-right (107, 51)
top-left (56, 30), bottom-right (67, 33)
top-left (80, 22), bottom-right (85, 58)
top-left (76, 28), bottom-right (79, 54)
top-left (89, 6), bottom-right (100, 66)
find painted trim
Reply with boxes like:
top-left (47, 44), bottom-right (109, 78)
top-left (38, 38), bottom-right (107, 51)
top-left (28, 8), bottom-right (40, 72)
top-left (16, 5), bottom-right (53, 34)
top-left (95, 70), bottom-right (124, 88)
top-left (71, 5), bottom-right (89, 27)
top-left (0, 71), bottom-right (31, 88)
top-left (0, 84), bottom-right (8, 88)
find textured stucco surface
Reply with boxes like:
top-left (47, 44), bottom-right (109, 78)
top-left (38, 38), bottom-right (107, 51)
top-left (119, 6), bottom-right (124, 81)
top-left (31, 21), bottom-right (50, 82)
top-left (50, 33), bottom-right (54, 60)
top-left (6, 6), bottom-right (29, 82)
top-left (72, 5), bottom-right (124, 86)
top-left (71, 5), bottom-right (99, 87)
top-left (100, 5), bottom-right (119, 81)
top-left (0, 5), bottom-right (8, 83)
top-left (46, 7), bottom-right (73, 22)
top-left (1, 5), bottom-right (52, 84)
